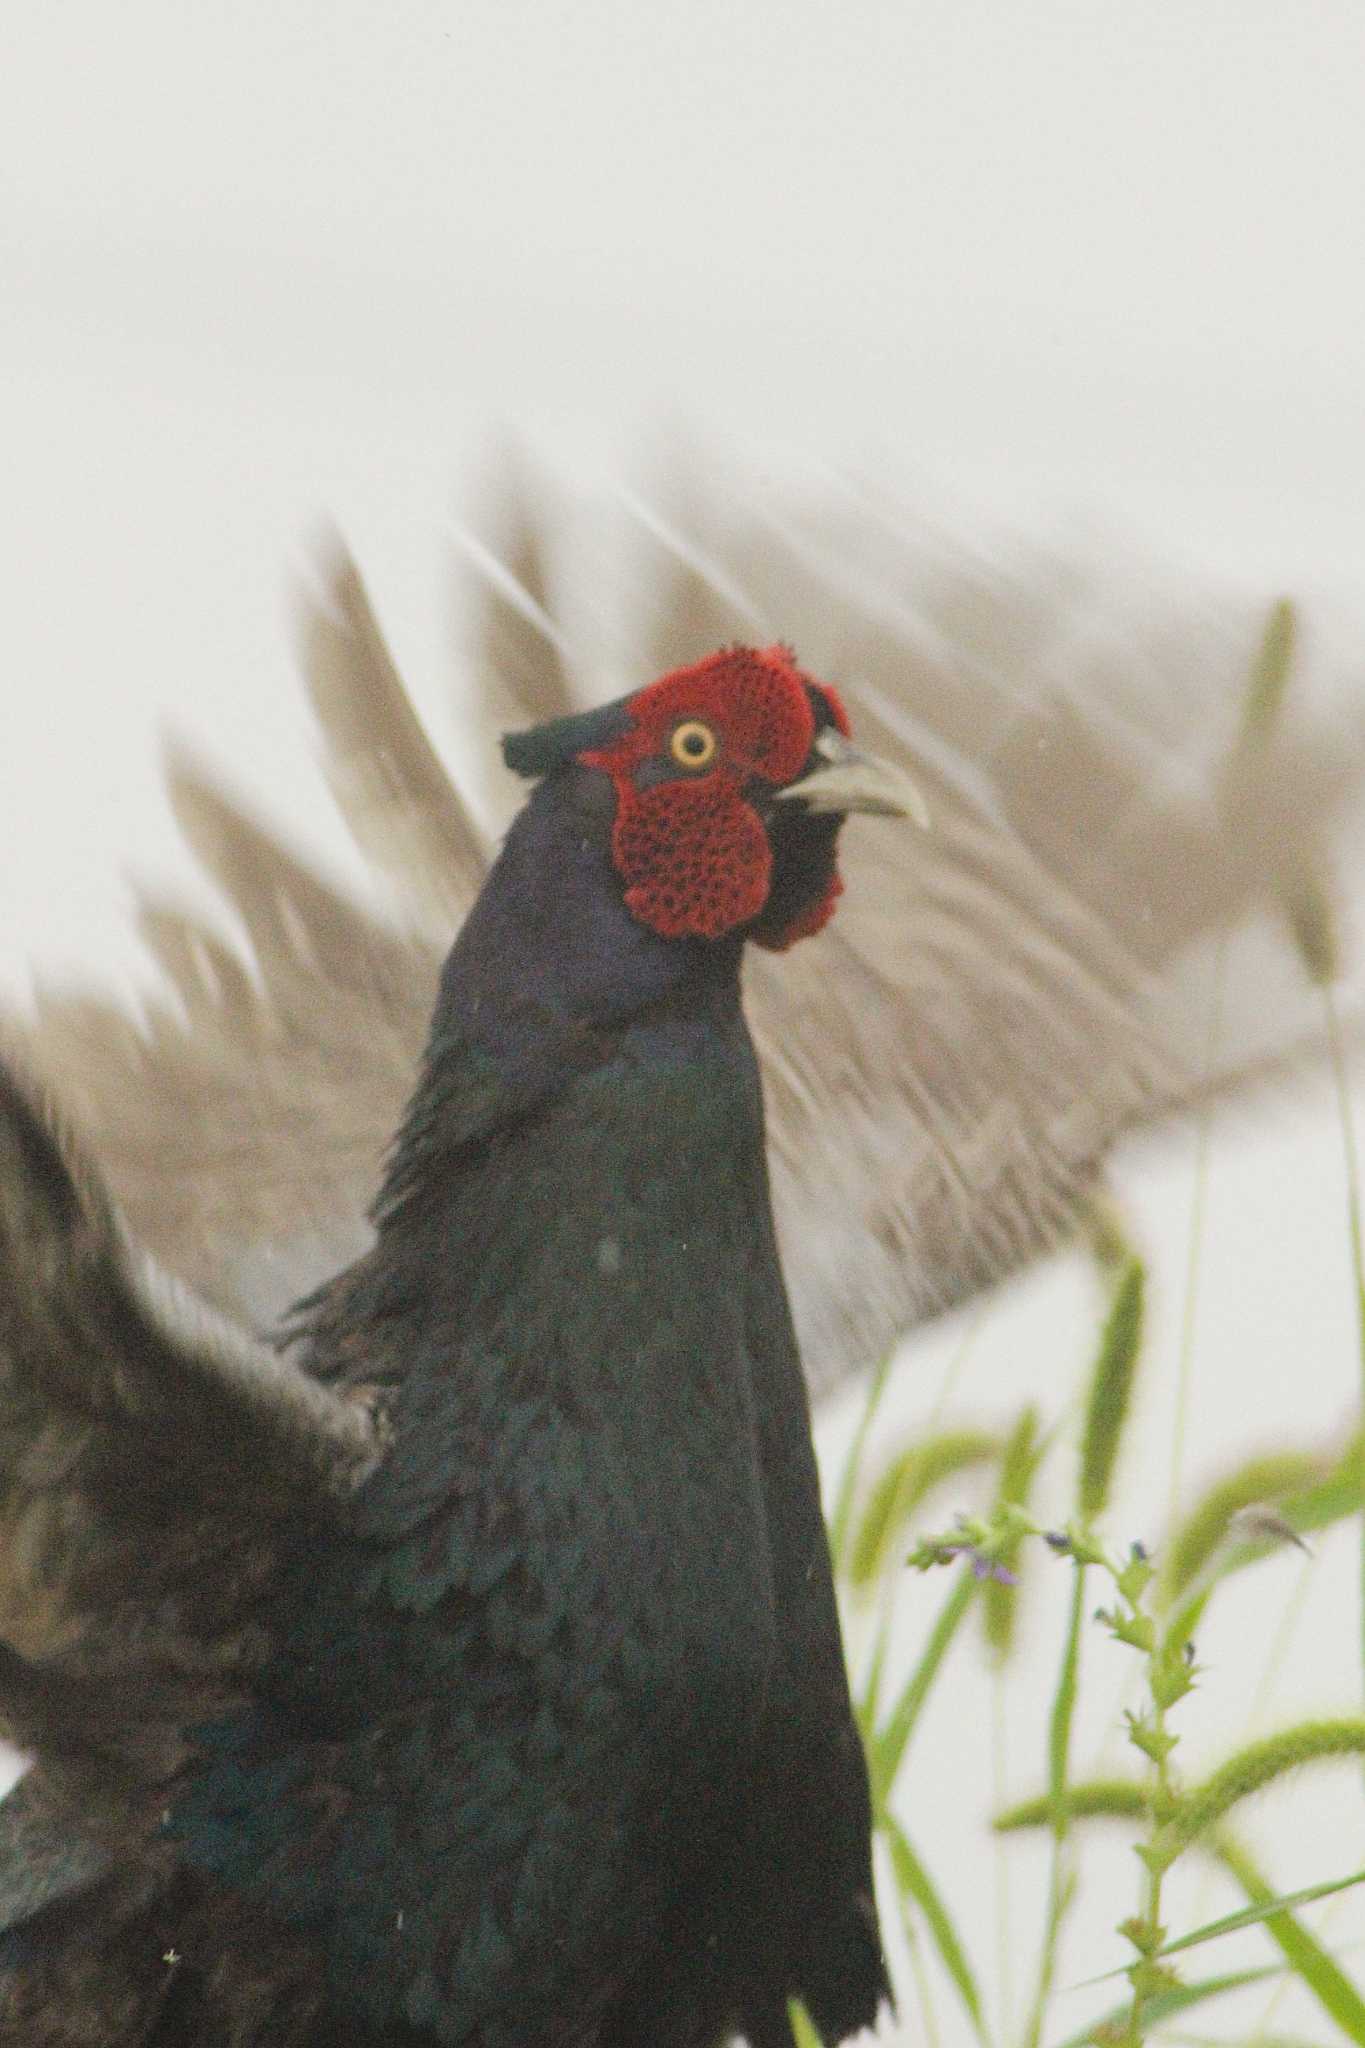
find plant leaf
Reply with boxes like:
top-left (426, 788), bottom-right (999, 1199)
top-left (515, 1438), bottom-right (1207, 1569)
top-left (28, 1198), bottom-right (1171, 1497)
top-left (1153, 1865), bottom-right (1365, 1964)
top-left (829, 1349), bottom-right (896, 1574)
top-left (787, 1997), bottom-right (825, 2048)
top-left (1215, 1836), bottom-right (1365, 2045)
top-left (1049, 1964), bottom-right (1284, 2048)
top-left (870, 1570), bottom-right (977, 1800)
top-left (881, 1811), bottom-right (988, 2046)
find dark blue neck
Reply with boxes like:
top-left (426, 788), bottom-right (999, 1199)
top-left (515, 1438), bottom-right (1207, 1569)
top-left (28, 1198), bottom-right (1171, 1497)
top-left (446, 764), bottom-right (742, 1024)
top-left (376, 766), bottom-right (745, 1219)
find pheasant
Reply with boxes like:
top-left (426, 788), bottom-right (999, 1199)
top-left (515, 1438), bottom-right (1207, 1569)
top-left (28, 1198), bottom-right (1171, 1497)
top-left (0, 642), bottom-right (919, 2044)
top-left (1, 465), bottom-right (1361, 2043)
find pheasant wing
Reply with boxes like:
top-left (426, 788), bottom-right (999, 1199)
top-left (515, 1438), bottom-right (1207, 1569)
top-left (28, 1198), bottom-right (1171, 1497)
top-left (0, 1051), bottom-right (380, 1823)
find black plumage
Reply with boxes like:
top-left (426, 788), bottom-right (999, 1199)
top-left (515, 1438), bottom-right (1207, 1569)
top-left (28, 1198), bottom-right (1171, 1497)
top-left (0, 653), bottom-right (900, 2044)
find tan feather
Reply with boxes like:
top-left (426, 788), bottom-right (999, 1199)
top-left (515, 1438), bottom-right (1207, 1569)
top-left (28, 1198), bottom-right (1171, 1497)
top-left (299, 545), bottom-right (489, 931)
top-left (29, 766), bottom-right (441, 1329)
top-left (459, 467), bottom-right (577, 733)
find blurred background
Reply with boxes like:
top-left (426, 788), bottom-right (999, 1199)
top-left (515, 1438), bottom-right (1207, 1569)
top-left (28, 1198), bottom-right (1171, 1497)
top-left (4, 5), bottom-right (1365, 2041)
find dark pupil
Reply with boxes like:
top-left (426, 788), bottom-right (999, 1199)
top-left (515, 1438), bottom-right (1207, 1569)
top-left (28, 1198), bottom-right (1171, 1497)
top-left (681, 731), bottom-right (706, 757)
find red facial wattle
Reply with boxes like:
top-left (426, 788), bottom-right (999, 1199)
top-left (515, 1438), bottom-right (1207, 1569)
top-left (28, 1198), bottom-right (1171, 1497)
top-left (609, 773), bottom-right (773, 939)
top-left (580, 645), bottom-right (850, 945)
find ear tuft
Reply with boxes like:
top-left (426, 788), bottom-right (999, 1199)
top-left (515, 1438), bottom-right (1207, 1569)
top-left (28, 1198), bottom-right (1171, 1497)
top-left (503, 705), bottom-right (633, 781)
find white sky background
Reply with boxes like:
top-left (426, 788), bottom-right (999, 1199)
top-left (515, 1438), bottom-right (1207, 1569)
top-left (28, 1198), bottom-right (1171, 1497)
top-left (4, 4), bottom-right (1365, 2040)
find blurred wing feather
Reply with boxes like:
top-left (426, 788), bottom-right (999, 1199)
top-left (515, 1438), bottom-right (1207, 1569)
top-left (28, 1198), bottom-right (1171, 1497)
top-left (14, 459), bottom-right (1365, 1396)
top-left (300, 547), bottom-right (490, 928)
top-left (0, 1053), bottom-right (380, 1813)
top-left (619, 476), bottom-right (1365, 1386)
top-left (457, 455), bottom-right (578, 728)
top-left (28, 763), bottom-right (442, 1329)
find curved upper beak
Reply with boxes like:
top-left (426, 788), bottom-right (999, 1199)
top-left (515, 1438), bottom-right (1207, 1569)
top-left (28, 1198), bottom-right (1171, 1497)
top-left (776, 729), bottom-right (930, 827)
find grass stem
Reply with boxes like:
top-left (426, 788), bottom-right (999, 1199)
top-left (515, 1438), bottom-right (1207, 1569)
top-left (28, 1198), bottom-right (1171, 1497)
top-left (1024, 1559), bottom-right (1086, 2048)
top-left (1323, 982), bottom-right (1365, 1733)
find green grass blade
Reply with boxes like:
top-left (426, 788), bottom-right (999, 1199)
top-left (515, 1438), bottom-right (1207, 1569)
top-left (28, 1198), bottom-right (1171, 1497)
top-left (1048, 1964), bottom-right (1284, 2048)
top-left (1076, 1869), bottom-right (1365, 1990)
top-left (1323, 978), bottom-right (1365, 1758)
top-left (1165, 2035), bottom-right (1339, 2048)
top-left (856, 1592), bottom-right (896, 1738)
top-left (1152, 1866), bottom-right (1365, 1965)
top-left (787, 1997), bottom-right (825, 2047)
top-left (1215, 1837), bottom-right (1365, 2044)
top-left (992, 1792), bottom-right (1365, 2043)
top-left (871, 1569), bottom-right (976, 1801)
top-left (1023, 1562), bottom-right (1087, 2048)
top-left (829, 1349), bottom-right (895, 1574)
top-left (882, 1811), bottom-right (989, 2047)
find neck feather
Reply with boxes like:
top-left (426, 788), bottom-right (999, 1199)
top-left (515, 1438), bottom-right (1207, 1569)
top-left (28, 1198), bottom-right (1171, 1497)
top-left (375, 768), bottom-right (745, 1220)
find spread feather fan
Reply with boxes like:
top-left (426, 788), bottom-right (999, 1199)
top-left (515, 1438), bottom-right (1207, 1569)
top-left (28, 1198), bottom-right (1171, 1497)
top-left (14, 465), bottom-right (1362, 1398)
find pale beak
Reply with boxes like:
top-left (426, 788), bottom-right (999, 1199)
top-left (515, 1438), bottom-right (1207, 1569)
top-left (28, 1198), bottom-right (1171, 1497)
top-left (776, 729), bottom-right (930, 827)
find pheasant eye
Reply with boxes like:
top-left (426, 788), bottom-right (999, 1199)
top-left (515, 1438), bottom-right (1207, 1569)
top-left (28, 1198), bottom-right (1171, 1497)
top-left (669, 720), bottom-right (719, 771)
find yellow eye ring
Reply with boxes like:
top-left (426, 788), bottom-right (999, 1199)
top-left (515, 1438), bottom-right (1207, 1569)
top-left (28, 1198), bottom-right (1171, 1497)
top-left (669, 720), bottom-right (719, 771)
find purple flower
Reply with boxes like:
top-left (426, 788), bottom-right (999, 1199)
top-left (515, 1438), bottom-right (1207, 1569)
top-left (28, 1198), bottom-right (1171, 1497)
top-left (970, 1552), bottom-right (1018, 1586)
top-left (933, 1534), bottom-right (1018, 1585)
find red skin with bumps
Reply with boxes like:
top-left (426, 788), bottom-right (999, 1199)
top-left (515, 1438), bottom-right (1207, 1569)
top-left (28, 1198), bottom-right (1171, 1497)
top-left (580, 646), bottom-right (850, 946)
